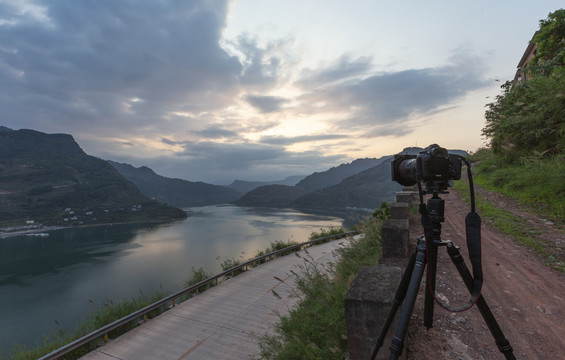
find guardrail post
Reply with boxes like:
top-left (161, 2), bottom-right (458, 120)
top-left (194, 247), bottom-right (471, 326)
top-left (381, 219), bottom-right (410, 258)
top-left (345, 265), bottom-right (403, 360)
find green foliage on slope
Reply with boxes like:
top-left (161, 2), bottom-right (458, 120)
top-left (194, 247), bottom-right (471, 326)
top-left (0, 129), bottom-right (186, 227)
top-left (256, 216), bottom-right (383, 360)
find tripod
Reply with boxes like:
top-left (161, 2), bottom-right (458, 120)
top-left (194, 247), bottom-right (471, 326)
top-left (370, 190), bottom-right (516, 360)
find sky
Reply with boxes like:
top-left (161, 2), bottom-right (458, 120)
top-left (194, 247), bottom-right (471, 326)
top-left (0, 1), bottom-right (562, 184)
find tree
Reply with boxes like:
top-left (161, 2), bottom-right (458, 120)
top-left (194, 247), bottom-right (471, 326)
top-left (530, 9), bottom-right (565, 75)
top-left (482, 9), bottom-right (565, 159)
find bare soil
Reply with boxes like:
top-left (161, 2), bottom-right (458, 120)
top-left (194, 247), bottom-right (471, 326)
top-left (404, 187), bottom-right (565, 360)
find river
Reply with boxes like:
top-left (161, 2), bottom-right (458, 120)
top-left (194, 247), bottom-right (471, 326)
top-left (0, 205), bottom-right (343, 356)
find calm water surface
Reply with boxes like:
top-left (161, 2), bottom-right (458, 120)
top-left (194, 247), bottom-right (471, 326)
top-left (0, 205), bottom-right (342, 354)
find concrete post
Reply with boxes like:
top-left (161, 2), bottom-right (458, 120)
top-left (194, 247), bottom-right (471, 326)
top-left (389, 202), bottom-right (409, 219)
top-left (381, 219), bottom-right (410, 259)
top-left (345, 265), bottom-right (404, 360)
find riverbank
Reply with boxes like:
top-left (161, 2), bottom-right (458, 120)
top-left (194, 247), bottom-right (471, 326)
top-left (0, 225), bottom-right (63, 239)
top-left (0, 217), bottom-right (186, 239)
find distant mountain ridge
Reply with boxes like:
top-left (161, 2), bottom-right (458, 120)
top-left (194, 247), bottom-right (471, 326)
top-left (227, 175), bottom-right (305, 194)
top-left (0, 128), bottom-right (186, 227)
top-left (233, 156), bottom-right (396, 212)
top-left (233, 147), bottom-right (469, 214)
top-left (290, 158), bottom-right (399, 213)
top-left (295, 157), bottom-right (385, 192)
top-left (109, 161), bottom-right (242, 207)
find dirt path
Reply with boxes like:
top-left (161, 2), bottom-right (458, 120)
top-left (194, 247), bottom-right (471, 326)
top-left (405, 188), bottom-right (565, 360)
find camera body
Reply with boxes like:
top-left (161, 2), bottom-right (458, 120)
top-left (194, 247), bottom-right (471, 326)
top-left (391, 144), bottom-right (462, 189)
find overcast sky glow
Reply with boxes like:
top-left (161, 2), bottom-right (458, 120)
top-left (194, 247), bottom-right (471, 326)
top-left (0, 0), bottom-right (562, 183)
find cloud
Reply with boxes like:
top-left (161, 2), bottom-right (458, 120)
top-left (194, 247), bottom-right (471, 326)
top-left (193, 126), bottom-right (239, 140)
top-left (297, 55), bottom-right (373, 86)
top-left (0, 0), bottom-right (241, 134)
top-left (296, 51), bottom-right (489, 135)
top-left (260, 134), bottom-right (349, 146)
top-left (115, 140), bottom-right (345, 183)
top-left (228, 33), bottom-right (295, 89)
top-left (245, 94), bottom-right (288, 113)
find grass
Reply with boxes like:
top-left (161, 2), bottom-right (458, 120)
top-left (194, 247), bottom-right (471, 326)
top-left (9, 292), bottom-right (166, 360)
top-left (453, 160), bottom-right (563, 271)
top-left (469, 149), bottom-right (565, 223)
top-left (453, 178), bottom-right (544, 251)
top-left (255, 216), bottom-right (382, 360)
top-left (308, 226), bottom-right (345, 240)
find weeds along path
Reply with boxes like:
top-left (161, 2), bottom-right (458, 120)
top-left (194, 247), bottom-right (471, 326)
top-left (79, 237), bottom-right (353, 360)
top-left (406, 189), bottom-right (565, 360)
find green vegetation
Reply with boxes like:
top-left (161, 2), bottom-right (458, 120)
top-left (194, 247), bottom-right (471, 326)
top-left (483, 9), bottom-right (565, 160)
top-left (477, 9), bottom-right (565, 223)
top-left (530, 9), bottom-right (565, 74)
top-left (453, 156), bottom-right (564, 271)
top-left (256, 216), bottom-right (383, 360)
top-left (9, 292), bottom-right (166, 360)
top-left (466, 149), bottom-right (564, 221)
top-left (0, 128), bottom-right (186, 228)
top-left (464, 8), bottom-right (565, 271)
top-left (308, 226), bottom-right (345, 240)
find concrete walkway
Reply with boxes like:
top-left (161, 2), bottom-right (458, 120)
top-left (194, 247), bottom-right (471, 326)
top-left (80, 237), bottom-right (353, 360)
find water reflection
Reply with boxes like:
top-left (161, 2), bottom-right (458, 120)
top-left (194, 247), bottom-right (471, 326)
top-left (0, 206), bottom-right (342, 354)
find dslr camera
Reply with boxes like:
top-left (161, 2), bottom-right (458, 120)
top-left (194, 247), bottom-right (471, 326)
top-left (391, 144), bottom-right (462, 191)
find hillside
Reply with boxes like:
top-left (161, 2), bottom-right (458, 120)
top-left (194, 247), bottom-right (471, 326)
top-left (109, 161), bottom-right (241, 207)
top-left (233, 156), bottom-right (398, 213)
top-left (291, 158), bottom-right (400, 213)
top-left (227, 175), bottom-right (304, 194)
top-left (295, 157), bottom-right (385, 192)
top-left (232, 185), bottom-right (309, 207)
top-left (0, 128), bottom-right (186, 227)
top-left (232, 148), bottom-right (469, 214)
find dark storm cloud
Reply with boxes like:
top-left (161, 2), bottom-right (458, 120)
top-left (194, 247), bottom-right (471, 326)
top-left (0, 0), bottom-right (241, 133)
top-left (245, 95), bottom-right (288, 113)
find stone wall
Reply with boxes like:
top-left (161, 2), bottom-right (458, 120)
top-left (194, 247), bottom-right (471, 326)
top-left (345, 188), bottom-right (417, 360)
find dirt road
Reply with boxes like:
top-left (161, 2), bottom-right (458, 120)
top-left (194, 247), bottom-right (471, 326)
top-left (405, 189), bottom-right (565, 360)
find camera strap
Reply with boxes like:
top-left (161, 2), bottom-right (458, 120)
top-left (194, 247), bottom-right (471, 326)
top-left (419, 159), bottom-right (483, 312)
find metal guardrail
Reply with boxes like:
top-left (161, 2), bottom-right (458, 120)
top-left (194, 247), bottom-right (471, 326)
top-left (38, 230), bottom-right (360, 360)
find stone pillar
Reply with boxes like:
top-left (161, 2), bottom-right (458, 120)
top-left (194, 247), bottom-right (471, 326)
top-left (389, 202), bottom-right (409, 220)
top-left (395, 192), bottom-right (412, 205)
top-left (381, 219), bottom-right (410, 259)
top-left (345, 265), bottom-right (404, 360)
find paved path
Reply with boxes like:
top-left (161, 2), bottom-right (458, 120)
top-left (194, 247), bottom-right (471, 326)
top-left (80, 237), bottom-right (352, 360)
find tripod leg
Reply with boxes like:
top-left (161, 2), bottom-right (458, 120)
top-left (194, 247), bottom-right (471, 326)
top-left (446, 242), bottom-right (516, 360)
top-left (369, 249), bottom-right (417, 360)
top-left (423, 240), bottom-right (438, 329)
top-left (388, 238), bottom-right (427, 360)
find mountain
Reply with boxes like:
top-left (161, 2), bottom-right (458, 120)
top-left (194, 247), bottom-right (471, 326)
top-left (109, 161), bottom-right (241, 207)
top-left (0, 128), bottom-right (186, 227)
top-left (295, 157), bottom-right (385, 192)
top-left (232, 185), bottom-right (309, 207)
top-left (227, 175), bottom-right (305, 194)
top-left (232, 147), bottom-right (469, 214)
top-left (290, 158), bottom-right (401, 213)
top-left (233, 156), bottom-right (390, 209)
